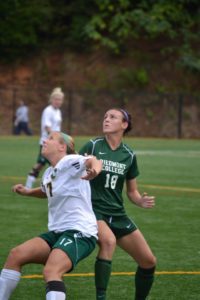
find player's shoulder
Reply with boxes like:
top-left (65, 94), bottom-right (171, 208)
top-left (90, 136), bottom-right (105, 145)
top-left (80, 137), bottom-right (104, 155)
top-left (42, 105), bottom-right (51, 115)
top-left (44, 105), bottom-right (54, 113)
top-left (57, 154), bottom-right (88, 174)
top-left (122, 142), bottom-right (136, 157)
top-left (58, 154), bottom-right (85, 167)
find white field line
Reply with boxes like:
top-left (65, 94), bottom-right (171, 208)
top-left (137, 150), bottom-right (200, 157)
top-left (140, 184), bottom-right (200, 193)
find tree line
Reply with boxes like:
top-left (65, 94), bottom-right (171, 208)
top-left (0, 0), bottom-right (199, 72)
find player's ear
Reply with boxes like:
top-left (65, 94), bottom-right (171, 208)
top-left (122, 121), bottom-right (128, 131)
top-left (60, 142), bottom-right (67, 153)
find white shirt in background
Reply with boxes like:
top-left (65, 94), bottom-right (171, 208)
top-left (40, 105), bottom-right (62, 145)
top-left (15, 105), bottom-right (29, 124)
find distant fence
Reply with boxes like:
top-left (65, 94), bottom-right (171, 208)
top-left (0, 86), bottom-right (199, 138)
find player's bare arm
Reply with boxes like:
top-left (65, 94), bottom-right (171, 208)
top-left (12, 184), bottom-right (47, 198)
top-left (126, 178), bottom-right (155, 208)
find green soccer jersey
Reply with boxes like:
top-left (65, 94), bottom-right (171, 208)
top-left (79, 137), bottom-right (139, 216)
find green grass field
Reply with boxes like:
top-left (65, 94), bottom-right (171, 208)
top-left (0, 136), bottom-right (200, 299)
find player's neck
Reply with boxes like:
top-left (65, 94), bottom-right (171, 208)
top-left (49, 153), bottom-right (66, 167)
top-left (105, 133), bottom-right (122, 150)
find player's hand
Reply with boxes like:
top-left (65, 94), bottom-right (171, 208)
top-left (140, 192), bottom-right (155, 208)
top-left (12, 184), bottom-right (30, 196)
top-left (81, 168), bottom-right (98, 180)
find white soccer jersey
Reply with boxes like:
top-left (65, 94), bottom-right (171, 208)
top-left (41, 154), bottom-right (98, 239)
top-left (40, 105), bottom-right (62, 145)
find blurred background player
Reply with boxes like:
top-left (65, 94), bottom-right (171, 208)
top-left (13, 100), bottom-right (32, 135)
top-left (0, 131), bottom-right (102, 300)
top-left (25, 87), bottom-right (64, 188)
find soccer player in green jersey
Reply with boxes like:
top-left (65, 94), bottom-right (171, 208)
top-left (79, 108), bottom-right (156, 300)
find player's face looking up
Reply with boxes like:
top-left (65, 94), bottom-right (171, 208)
top-left (103, 109), bottom-right (128, 135)
top-left (42, 132), bottom-right (66, 160)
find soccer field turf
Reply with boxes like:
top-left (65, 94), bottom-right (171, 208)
top-left (0, 136), bottom-right (200, 299)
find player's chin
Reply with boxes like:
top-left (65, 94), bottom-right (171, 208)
top-left (103, 127), bottom-right (111, 133)
top-left (41, 148), bottom-right (46, 156)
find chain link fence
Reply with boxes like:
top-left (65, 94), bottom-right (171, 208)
top-left (0, 85), bottom-right (199, 138)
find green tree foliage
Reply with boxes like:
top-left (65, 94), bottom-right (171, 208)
top-left (0, 0), bottom-right (96, 61)
top-left (0, 0), bottom-right (199, 71)
top-left (42, 0), bottom-right (96, 49)
top-left (85, 0), bottom-right (200, 71)
top-left (0, 0), bottom-right (53, 60)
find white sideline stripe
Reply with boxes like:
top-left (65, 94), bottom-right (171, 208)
top-left (21, 271), bottom-right (200, 279)
top-left (140, 184), bottom-right (200, 193)
top-left (137, 150), bottom-right (200, 157)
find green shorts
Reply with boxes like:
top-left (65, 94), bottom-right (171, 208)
top-left (95, 212), bottom-right (138, 239)
top-left (39, 230), bottom-right (96, 271)
top-left (37, 145), bottom-right (49, 165)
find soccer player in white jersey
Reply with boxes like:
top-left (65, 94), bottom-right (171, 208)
top-left (0, 131), bottom-right (102, 300)
top-left (26, 87), bottom-right (64, 188)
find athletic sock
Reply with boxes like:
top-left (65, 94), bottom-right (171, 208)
top-left (135, 266), bottom-right (155, 300)
top-left (95, 257), bottom-right (112, 300)
top-left (0, 268), bottom-right (21, 300)
top-left (25, 175), bottom-right (36, 188)
top-left (46, 281), bottom-right (66, 300)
